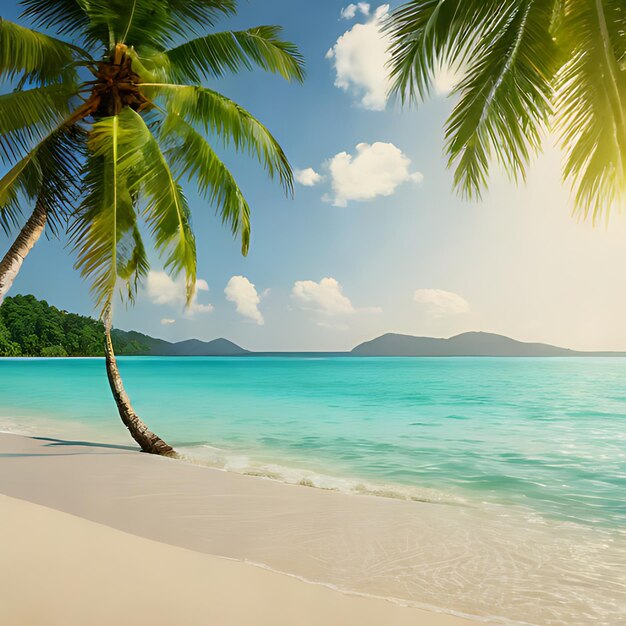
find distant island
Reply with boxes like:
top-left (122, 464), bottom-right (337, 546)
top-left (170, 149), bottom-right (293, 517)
top-left (351, 332), bottom-right (626, 357)
top-left (1, 295), bottom-right (624, 357)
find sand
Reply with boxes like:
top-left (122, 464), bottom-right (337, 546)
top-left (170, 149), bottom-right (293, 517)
top-left (0, 493), bottom-right (477, 626)
top-left (3, 432), bottom-right (619, 625)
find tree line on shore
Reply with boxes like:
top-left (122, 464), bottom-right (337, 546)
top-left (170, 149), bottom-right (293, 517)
top-left (0, 294), bottom-right (148, 357)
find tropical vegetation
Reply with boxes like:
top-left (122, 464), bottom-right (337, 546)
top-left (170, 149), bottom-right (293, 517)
top-left (0, 0), bottom-right (304, 453)
top-left (0, 294), bottom-right (150, 357)
top-left (388, 0), bottom-right (626, 219)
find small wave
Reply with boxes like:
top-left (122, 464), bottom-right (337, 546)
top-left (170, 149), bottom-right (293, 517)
top-left (175, 443), bottom-right (467, 506)
top-left (0, 416), bottom-right (37, 437)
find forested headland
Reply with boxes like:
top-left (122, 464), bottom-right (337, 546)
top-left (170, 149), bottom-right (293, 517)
top-left (0, 295), bottom-right (149, 357)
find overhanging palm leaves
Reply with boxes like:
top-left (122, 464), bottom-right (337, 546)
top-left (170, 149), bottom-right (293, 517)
top-left (388, 0), bottom-right (626, 218)
top-left (556, 0), bottom-right (626, 218)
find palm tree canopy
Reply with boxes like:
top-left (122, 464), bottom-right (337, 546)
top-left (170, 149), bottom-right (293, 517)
top-left (0, 0), bottom-right (304, 313)
top-left (387, 0), bottom-right (626, 220)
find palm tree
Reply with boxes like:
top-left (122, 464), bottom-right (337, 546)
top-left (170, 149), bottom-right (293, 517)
top-left (387, 0), bottom-right (626, 219)
top-left (0, 1), bottom-right (304, 454)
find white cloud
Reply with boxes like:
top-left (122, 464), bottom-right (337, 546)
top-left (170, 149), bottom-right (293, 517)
top-left (146, 271), bottom-right (182, 306)
top-left (146, 271), bottom-right (214, 317)
top-left (295, 167), bottom-right (322, 187)
top-left (414, 289), bottom-right (470, 317)
top-left (340, 3), bottom-right (370, 19)
top-left (330, 6), bottom-right (457, 107)
top-left (292, 278), bottom-right (381, 328)
top-left (340, 4), bottom-right (357, 19)
top-left (292, 277), bottom-right (355, 316)
top-left (160, 318), bottom-right (176, 325)
top-left (225, 276), bottom-right (264, 325)
top-left (327, 5), bottom-right (391, 110)
top-left (327, 142), bottom-right (423, 207)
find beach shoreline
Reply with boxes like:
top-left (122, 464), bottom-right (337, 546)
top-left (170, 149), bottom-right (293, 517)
top-left (1, 432), bottom-right (624, 625)
top-left (0, 432), bottom-right (484, 626)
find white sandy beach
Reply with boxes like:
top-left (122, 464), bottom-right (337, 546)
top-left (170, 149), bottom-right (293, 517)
top-left (0, 433), bottom-right (479, 626)
top-left (1, 432), bottom-right (623, 625)
top-left (0, 494), bottom-right (478, 626)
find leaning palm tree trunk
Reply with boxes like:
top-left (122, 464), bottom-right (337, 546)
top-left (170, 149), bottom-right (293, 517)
top-left (0, 199), bottom-right (47, 304)
top-left (103, 311), bottom-right (175, 456)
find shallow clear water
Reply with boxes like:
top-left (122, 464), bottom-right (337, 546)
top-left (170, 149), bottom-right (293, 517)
top-left (1, 356), bottom-right (624, 528)
top-left (1, 356), bottom-right (625, 624)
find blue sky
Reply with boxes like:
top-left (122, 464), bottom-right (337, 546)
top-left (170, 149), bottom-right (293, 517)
top-left (3, 0), bottom-right (626, 351)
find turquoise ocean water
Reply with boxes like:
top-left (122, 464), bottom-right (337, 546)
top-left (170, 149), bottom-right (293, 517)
top-left (1, 356), bottom-right (625, 624)
top-left (1, 356), bottom-right (624, 529)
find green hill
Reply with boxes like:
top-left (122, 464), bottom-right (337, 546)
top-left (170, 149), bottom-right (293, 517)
top-left (0, 295), bottom-right (249, 357)
top-left (0, 294), bottom-right (151, 357)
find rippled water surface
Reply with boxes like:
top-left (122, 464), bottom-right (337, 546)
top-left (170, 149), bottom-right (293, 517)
top-left (1, 356), bottom-right (625, 624)
top-left (2, 356), bottom-right (624, 526)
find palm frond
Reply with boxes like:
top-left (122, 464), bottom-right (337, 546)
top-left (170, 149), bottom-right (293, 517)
top-left (0, 18), bottom-right (83, 84)
top-left (71, 113), bottom-right (145, 313)
top-left (0, 124), bottom-right (86, 235)
top-left (64, 0), bottom-right (236, 50)
top-left (19, 0), bottom-right (119, 50)
top-left (142, 83), bottom-right (294, 195)
top-left (125, 46), bottom-right (171, 83)
top-left (162, 26), bottom-right (305, 83)
top-left (164, 0), bottom-right (236, 33)
top-left (445, 0), bottom-right (561, 197)
top-left (105, 0), bottom-right (164, 47)
top-left (123, 109), bottom-right (197, 303)
top-left (0, 159), bottom-right (33, 233)
top-left (555, 0), bottom-right (626, 219)
top-left (0, 83), bottom-right (78, 163)
top-left (159, 110), bottom-right (251, 254)
top-left (36, 124), bottom-right (86, 234)
top-left (117, 224), bottom-right (149, 303)
top-left (389, 0), bottom-right (626, 215)
top-left (387, 0), bottom-right (507, 103)
top-left (121, 0), bottom-right (237, 47)
top-left (19, 0), bottom-right (90, 38)
top-left (21, 0), bottom-right (138, 50)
